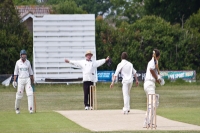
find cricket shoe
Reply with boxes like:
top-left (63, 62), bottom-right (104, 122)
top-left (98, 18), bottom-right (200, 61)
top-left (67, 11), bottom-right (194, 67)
top-left (16, 110), bottom-right (20, 114)
top-left (29, 110), bottom-right (33, 114)
top-left (143, 122), bottom-right (150, 128)
top-left (90, 107), bottom-right (93, 110)
top-left (123, 110), bottom-right (128, 115)
top-left (143, 118), bottom-right (149, 128)
top-left (85, 106), bottom-right (89, 110)
top-left (143, 124), bottom-right (150, 128)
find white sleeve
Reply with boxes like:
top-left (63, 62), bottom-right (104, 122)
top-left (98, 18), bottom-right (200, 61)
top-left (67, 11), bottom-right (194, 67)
top-left (149, 60), bottom-right (156, 70)
top-left (14, 62), bottom-right (18, 75)
top-left (132, 67), bottom-right (137, 75)
top-left (114, 64), bottom-right (121, 76)
top-left (69, 60), bottom-right (82, 68)
top-left (94, 59), bottom-right (106, 68)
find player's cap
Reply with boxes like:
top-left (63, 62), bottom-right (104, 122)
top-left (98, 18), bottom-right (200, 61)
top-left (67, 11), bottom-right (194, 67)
top-left (20, 49), bottom-right (27, 55)
top-left (85, 50), bottom-right (93, 56)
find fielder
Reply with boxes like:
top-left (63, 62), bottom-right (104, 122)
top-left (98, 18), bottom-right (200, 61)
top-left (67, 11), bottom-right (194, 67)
top-left (143, 49), bottom-right (164, 127)
top-left (110, 52), bottom-right (139, 114)
top-left (13, 49), bottom-right (34, 114)
top-left (65, 50), bottom-right (110, 110)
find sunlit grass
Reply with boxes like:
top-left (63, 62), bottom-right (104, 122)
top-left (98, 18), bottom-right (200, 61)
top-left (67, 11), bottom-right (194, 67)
top-left (0, 112), bottom-right (90, 133)
top-left (0, 82), bottom-right (200, 132)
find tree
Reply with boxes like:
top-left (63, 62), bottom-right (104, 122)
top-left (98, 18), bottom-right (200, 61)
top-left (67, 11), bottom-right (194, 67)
top-left (109, 0), bottom-right (145, 24)
top-left (144, 0), bottom-right (200, 25)
top-left (0, 0), bottom-right (33, 74)
top-left (13, 0), bottom-right (38, 5)
top-left (184, 9), bottom-right (200, 72)
top-left (127, 16), bottom-right (188, 70)
top-left (74, 0), bottom-right (112, 17)
top-left (95, 16), bottom-right (117, 70)
top-left (95, 15), bottom-right (191, 71)
top-left (185, 9), bottom-right (200, 32)
top-left (43, 0), bottom-right (66, 5)
top-left (43, 0), bottom-right (112, 17)
top-left (52, 0), bottom-right (86, 14)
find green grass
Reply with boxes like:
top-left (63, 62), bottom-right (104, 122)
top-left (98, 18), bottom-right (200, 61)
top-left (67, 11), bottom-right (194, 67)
top-left (0, 82), bottom-right (200, 133)
top-left (0, 112), bottom-right (89, 133)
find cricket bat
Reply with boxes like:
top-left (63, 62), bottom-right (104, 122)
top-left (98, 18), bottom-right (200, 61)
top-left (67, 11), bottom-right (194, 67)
top-left (32, 85), bottom-right (36, 113)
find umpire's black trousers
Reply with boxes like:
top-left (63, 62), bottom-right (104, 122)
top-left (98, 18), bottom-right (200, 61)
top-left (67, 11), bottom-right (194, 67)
top-left (83, 81), bottom-right (94, 107)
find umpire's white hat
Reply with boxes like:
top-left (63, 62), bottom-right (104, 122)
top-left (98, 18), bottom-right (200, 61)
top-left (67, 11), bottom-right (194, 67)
top-left (85, 50), bottom-right (93, 56)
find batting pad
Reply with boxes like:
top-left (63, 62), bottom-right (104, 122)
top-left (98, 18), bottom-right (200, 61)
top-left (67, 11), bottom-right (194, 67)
top-left (28, 95), bottom-right (34, 111)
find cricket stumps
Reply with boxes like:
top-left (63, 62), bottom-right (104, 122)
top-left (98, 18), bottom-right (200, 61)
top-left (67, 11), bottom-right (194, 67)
top-left (146, 94), bottom-right (159, 129)
top-left (89, 85), bottom-right (97, 110)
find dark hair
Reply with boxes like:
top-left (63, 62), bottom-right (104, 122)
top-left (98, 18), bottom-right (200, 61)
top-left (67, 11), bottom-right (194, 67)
top-left (121, 52), bottom-right (128, 60)
top-left (153, 49), bottom-right (160, 57)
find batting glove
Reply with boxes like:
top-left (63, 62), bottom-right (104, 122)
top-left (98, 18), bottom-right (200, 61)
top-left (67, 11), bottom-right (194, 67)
top-left (157, 75), bottom-right (165, 86)
top-left (12, 81), bottom-right (17, 88)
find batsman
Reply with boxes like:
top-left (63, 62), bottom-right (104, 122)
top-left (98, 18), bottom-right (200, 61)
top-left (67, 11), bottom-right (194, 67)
top-left (13, 49), bottom-right (35, 114)
top-left (143, 49), bottom-right (165, 128)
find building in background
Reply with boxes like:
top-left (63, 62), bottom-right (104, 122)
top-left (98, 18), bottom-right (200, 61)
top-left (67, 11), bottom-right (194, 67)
top-left (16, 5), bottom-right (52, 33)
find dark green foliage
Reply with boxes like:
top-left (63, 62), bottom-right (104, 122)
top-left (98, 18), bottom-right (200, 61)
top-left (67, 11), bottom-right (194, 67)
top-left (144, 0), bottom-right (200, 25)
top-left (74, 0), bottom-right (112, 17)
top-left (184, 9), bottom-right (200, 73)
top-left (128, 16), bottom-right (186, 70)
top-left (0, 0), bottom-right (32, 74)
top-left (52, 0), bottom-right (86, 14)
top-left (44, 0), bottom-right (70, 5)
top-left (110, 0), bottom-right (145, 24)
top-left (44, 0), bottom-right (112, 17)
top-left (96, 15), bottom-right (200, 74)
top-left (95, 16), bottom-right (128, 71)
top-left (13, 0), bottom-right (38, 5)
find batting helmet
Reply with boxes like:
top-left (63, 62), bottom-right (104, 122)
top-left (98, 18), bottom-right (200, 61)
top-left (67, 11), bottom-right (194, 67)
top-left (20, 49), bottom-right (27, 56)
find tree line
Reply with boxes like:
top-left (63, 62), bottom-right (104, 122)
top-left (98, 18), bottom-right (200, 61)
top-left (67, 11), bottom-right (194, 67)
top-left (1, 0), bottom-right (200, 79)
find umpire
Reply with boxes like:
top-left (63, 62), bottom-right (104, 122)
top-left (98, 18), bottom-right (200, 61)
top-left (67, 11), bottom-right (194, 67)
top-left (65, 50), bottom-right (110, 110)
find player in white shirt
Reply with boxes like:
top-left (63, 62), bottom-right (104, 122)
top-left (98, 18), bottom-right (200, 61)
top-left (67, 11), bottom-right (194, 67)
top-left (65, 50), bottom-right (110, 110)
top-left (143, 49), bottom-right (161, 127)
top-left (12, 50), bottom-right (34, 114)
top-left (110, 52), bottom-right (139, 114)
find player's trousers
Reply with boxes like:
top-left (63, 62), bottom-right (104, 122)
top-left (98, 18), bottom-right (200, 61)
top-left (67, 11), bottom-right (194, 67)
top-left (122, 82), bottom-right (133, 111)
top-left (15, 77), bottom-right (33, 111)
top-left (143, 80), bottom-right (156, 124)
top-left (144, 81), bottom-right (155, 95)
top-left (83, 81), bottom-right (94, 107)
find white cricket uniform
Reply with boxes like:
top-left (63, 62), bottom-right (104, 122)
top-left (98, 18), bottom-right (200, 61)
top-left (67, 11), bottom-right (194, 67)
top-left (14, 59), bottom-right (34, 112)
top-left (69, 59), bottom-right (106, 107)
top-left (143, 57), bottom-right (158, 126)
top-left (144, 57), bottom-right (158, 95)
top-left (114, 59), bottom-right (137, 112)
top-left (69, 59), bottom-right (106, 82)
